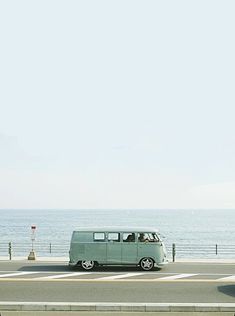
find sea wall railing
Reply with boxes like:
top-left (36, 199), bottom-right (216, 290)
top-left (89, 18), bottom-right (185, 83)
top-left (0, 242), bottom-right (234, 261)
top-left (170, 243), bottom-right (235, 262)
top-left (0, 242), bottom-right (70, 259)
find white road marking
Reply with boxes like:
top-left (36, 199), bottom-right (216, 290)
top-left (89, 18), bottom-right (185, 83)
top-left (35, 272), bottom-right (92, 279)
top-left (0, 272), bottom-right (37, 278)
top-left (1, 271), bottom-right (234, 282)
top-left (217, 274), bottom-right (235, 281)
top-left (96, 273), bottom-right (145, 280)
top-left (155, 273), bottom-right (198, 281)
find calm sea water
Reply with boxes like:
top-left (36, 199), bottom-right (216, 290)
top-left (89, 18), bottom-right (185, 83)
top-left (0, 209), bottom-right (235, 258)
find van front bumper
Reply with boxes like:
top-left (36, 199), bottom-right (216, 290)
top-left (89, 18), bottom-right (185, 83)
top-left (155, 258), bottom-right (169, 268)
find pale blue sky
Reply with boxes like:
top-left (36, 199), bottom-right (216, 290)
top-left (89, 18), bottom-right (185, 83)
top-left (0, 0), bottom-right (235, 209)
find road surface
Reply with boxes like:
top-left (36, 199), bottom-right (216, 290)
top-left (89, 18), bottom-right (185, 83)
top-left (0, 261), bottom-right (234, 303)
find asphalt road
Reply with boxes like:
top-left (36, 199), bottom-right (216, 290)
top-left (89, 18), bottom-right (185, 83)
top-left (0, 261), bottom-right (234, 303)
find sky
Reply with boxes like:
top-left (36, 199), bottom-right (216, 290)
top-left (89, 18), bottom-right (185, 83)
top-left (0, 0), bottom-right (235, 209)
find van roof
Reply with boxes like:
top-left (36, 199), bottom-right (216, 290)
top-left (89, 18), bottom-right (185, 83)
top-left (72, 227), bottom-right (159, 233)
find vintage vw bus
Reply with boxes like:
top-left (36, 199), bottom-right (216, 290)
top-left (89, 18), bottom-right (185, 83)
top-left (69, 227), bottom-right (168, 270)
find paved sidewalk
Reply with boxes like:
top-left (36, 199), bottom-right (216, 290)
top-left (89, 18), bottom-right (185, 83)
top-left (0, 256), bottom-right (68, 262)
top-left (1, 256), bottom-right (235, 263)
top-left (0, 302), bottom-right (235, 313)
top-left (176, 258), bottom-right (235, 263)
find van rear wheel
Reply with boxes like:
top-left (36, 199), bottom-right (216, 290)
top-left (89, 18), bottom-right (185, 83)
top-left (140, 257), bottom-right (154, 271)
top-left (81, 260), bottom-right (95, 270)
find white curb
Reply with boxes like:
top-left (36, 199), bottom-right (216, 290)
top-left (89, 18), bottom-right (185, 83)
top-left (0, 302), bottom-right (235, 312)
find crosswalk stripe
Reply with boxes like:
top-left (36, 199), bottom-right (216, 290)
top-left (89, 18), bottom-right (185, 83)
top-left (217, 275), bottom-right (235, 281)
top-left (155, 273), bottom-right (198, 281)
top-left (0, 272), bottom-right (37, 278)
top-left (35, 272), bottom-right (92, 279)
top-left (96, 273), bottom-right (145, 280)
top-left (1, 271), bottom-right (234, 282)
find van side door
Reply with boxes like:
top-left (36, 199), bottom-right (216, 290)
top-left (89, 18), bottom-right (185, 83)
top-left (107, 232), bottom-right (122, 263)
top-left (122, 232), bottom-right (137, 264)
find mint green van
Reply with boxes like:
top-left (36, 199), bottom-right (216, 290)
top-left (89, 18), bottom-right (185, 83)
top-left (69, 227), bottom-right (168, 271)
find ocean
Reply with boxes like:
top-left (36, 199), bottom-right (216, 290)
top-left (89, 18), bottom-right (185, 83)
top-left (0, 209), bottom-right (235, 259)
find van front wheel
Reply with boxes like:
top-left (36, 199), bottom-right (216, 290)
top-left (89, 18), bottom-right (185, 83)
top-left (140, 257), bottom-right (154, 271)
top-left (81, 260), bottom-right (95, 270)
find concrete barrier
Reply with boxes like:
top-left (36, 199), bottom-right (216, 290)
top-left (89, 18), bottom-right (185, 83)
top-left (0, 302), bottom-right (235, 312)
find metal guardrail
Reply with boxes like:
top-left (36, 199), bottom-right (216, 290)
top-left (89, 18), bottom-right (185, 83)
top-left (0, 242), bottom-right (234, 261)
top-left (0, 242), bottom-right (70, 259)
top-left (167, 243), bottom-right (235, 261)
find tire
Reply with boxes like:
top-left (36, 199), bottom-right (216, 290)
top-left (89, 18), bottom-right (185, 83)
top-left (140, 257), bottom-right (154, 271)
top-left (81, 260), bottom-right (95, 270)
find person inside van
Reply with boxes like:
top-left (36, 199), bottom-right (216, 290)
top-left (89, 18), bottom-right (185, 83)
top-left (125, 233), bottom-right (135, 242)
top-left (128, 233), bottom-right (135, 242)
top-left (138, 233), bottom-right (149, 242)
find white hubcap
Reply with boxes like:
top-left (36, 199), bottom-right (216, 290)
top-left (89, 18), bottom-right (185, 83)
top-left (141, 258), bottom-right (153, 270)
top-left (82, 261), bottom-right (94, 269)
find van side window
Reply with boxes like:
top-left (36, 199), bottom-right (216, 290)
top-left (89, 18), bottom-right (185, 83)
top-left (123, 233), bottom-right (135, 242)
top-left (108, 232), bottom-right (120, 242)
top-left (94, 232), bottom-right (105, 242)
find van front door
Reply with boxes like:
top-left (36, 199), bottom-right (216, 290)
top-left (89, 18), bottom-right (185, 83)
top-left (137, 232), bottom-right (159, 263)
